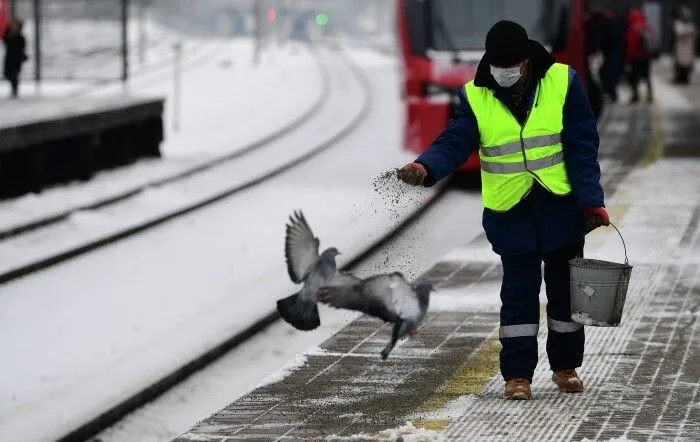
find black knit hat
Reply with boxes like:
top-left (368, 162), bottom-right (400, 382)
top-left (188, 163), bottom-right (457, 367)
top-left (485, 20), bottom-right (530, 67)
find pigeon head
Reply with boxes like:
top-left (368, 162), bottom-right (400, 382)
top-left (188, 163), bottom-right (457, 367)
top-left (320, 247), bottom-right (341, 262)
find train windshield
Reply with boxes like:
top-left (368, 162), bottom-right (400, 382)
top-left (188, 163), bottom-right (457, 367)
top-left (429, 0), bottom-right (570, 52)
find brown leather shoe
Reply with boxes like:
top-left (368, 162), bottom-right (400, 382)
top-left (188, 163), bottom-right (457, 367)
top-left (504, 378), bottom-right (532, 400)
top-left (552, 369), bottom-right (584, 393)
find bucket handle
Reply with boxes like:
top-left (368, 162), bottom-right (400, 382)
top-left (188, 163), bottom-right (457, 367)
top-left (579, 222), bottom-right (629, 265)
top-left (609, 221), bottom-right (629, 265)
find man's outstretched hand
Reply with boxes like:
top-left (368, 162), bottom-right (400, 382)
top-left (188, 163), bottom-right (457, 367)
top-left (396, 163), bottom-right (427, 186)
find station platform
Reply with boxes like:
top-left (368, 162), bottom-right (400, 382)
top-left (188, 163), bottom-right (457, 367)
top-left (175, 75), bottom-right (700, 441)
top-left (0, 94), bottom-right (164, 199)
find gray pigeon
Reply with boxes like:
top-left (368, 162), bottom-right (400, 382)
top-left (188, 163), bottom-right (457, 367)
top-left (317, 272), bottom-right (433, 359)
top-left (276, 210), bottom-right (361, 331)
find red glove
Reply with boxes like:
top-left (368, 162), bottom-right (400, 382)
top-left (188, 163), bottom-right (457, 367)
top-left (396, 163), bottom-right (427, 186)
top-left (583, 207), bottom-right (610, 232)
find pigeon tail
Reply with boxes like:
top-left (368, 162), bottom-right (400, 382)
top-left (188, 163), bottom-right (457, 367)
top-left (276, 292), bottom-right (320, 331)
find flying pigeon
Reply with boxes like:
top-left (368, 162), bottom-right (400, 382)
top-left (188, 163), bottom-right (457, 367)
top-left (276, 210), bottom-right (361, 331)
top-left (317, 272), bottom-right (433, 359)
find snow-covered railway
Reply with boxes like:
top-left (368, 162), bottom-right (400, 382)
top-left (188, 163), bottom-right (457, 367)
top-left (0, 45), bottom-right (445, 442)
top-left (0, 46), bottom-right (368, 286)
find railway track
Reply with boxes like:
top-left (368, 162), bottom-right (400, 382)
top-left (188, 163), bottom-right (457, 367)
top-left (22, 23), bottom-right (181, 84)
top-left (19, 19), bottom-right (223, 98)
top-left (38, 31), bottom-right (173, 80)
top-left (0, 46), bottom-right (365, 288)
top-left (63, 39), bottom-right (217, 98)
top-left (31, 44), bottom-right (391, 442)
top-left (0, 41), bottom-right (323, 243)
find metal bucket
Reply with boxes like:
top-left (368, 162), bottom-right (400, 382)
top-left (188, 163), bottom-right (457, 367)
top-left (570, 223), bottom-right (633, 327)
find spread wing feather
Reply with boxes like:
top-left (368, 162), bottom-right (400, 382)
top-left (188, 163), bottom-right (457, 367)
top-left (284, 210), bottom-right (320, 283)
top-left (318, 273), bottom-right (404, 323)
top-left (326, 271), bottom-right (362, 287)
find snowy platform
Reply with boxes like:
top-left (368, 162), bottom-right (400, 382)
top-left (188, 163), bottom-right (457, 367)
top-left (176, 174), bottom-right (700, 441)
top-left (176, 75), bottom-right (700, 440)
top-left (0, 95), bottom-right (164, 199)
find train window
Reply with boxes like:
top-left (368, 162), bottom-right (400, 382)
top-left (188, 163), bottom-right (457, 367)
top-left (428, 0), bottom-right (551, 51)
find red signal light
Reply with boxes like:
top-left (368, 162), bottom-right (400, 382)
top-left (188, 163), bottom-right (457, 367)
top-left (267, 8), bottom-right (277, 21)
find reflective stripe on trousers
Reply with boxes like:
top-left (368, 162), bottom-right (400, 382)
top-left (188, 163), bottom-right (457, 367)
top-left (500, 318), bottom-right (582, 338)
top-left (548, 317), bottom-right (583, 333)
top-left (499, 323), bottom-right (539, 338)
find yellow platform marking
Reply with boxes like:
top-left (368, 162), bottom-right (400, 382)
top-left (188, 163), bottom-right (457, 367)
top-left (412, 333), bottom-right (501, 431)
top-left (640, 100), bottom-right (666, 167)
top-left (411, 419), bottom-right (451, 431)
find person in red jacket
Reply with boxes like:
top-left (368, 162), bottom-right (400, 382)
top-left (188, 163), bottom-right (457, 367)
top-left (626, 8), bottom-right (656, 103)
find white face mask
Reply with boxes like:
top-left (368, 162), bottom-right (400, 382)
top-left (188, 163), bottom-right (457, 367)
top-left (490, 65), bottom-right (523, 88)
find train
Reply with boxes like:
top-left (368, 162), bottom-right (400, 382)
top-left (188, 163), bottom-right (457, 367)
top-left (396, 0), bottom-right (609, 175)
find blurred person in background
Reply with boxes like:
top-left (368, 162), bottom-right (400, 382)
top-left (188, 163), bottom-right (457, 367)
top-left (598, 8), bottom-right (625, 102)
top-left (395, 20), bottom-right (608, 401)
top-left (625, 8), bottom-right (656, 103)
top-left (584, 8), bottom-right (605, 118)
top-left (3, 18), bottom-right (27, 99)
top-left (672, 5), bottom-right (697, 85)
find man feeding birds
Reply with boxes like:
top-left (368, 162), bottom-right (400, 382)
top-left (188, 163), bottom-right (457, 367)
top-left (396, 20), bottom-right (609, 400)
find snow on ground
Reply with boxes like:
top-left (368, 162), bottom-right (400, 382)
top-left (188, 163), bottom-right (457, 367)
top-left (0, 46), bottom-right (441, 442)
top-left (92, 186), bottom-right (484, 442)
top-left (429, 282), bottom-right (503, 312)
top-left (0, 48), bottom-right (345, 274)
top-left (93, 311), bottom-right (361, 442)
top-left (14, 16), bottom-right (197, 83)
top-left (0, 37), bottom-right (322, 235)
top-left (325, 421), bottom-right (445, 441)
top-left (254, 349), bottom-right (315, 389)
top-left (583, 158), bottom-right (700, 265)
top-left (1, 17), bottom-right (194, 97)
top-left (408, 396), bottom-right (478, 423)
top-left (580, 437), bottom-right (640, 442)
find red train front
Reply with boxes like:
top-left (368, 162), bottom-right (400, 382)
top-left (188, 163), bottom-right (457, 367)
top-left (396, 0), bottom-right (597, 176)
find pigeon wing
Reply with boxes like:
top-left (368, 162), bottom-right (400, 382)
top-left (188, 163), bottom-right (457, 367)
top-left (319, 274), bottom-right (398, 322)
top-left (326, 271), bottom-right (363, 287)
top-left (285, 210), bottom-right (320, 283)
top-left (362, 272), bottom-right (420, 320)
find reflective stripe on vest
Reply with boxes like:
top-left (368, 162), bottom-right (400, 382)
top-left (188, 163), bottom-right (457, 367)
top-left (465, 63), bottom-right (573, 212)
top-left (481, 151), bottom-right (564, 174)
top-left (479, 134), bottom-right (562, 157)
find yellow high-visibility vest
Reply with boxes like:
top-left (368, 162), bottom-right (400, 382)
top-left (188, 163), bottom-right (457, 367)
top-left (465, 62), bottom-right (573, 212)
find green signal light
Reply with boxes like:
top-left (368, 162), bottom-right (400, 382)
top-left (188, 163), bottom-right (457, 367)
top-left (316, 13), bottom-right (329, 26)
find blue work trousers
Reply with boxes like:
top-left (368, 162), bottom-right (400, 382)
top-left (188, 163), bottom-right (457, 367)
top-left (499, 240), bottom-right (586, 382)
